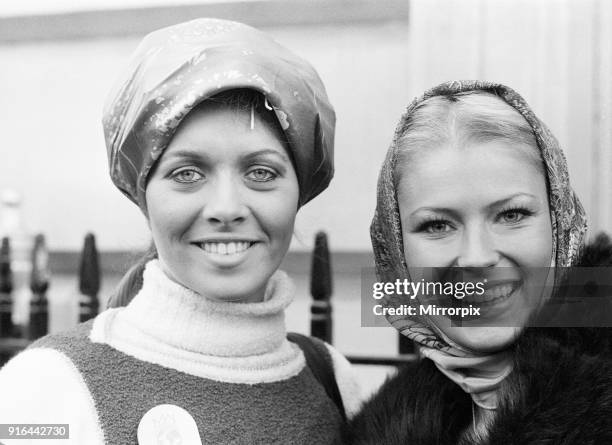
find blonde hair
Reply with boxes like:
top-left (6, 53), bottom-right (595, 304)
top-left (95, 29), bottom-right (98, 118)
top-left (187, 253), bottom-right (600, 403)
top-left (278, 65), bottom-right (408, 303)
top-left (395, 91), bottom-right (545, 181)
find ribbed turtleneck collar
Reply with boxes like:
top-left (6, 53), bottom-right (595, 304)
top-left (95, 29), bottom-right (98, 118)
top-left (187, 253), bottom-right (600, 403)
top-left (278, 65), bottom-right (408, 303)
top-left (120, 260), bottom-right (294, 357)
top-left (91, 260), bottom-right (304, 384)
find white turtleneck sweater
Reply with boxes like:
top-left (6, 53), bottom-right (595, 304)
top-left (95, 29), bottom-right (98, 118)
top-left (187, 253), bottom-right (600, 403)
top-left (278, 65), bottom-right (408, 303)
top-left (0, 261), bottom-right (361, 444)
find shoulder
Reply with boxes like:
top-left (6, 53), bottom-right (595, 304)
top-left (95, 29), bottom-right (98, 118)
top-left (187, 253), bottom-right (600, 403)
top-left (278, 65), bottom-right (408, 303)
top-left (0, 346), bottom-right (104, 444)
top-left (0, 347), bottom-right (87, 407)
top-left (30, 319), bottom-right (95, 349)
top-left (348, 358), bottom-right (428, 422)
top-left (491, 330), bottom-right (612, 443)
top-left (321, 342), bottom-right (364, 419)
top-left (347, 358), bottom-right (469, 444)
top-left (287, 333), bottom-right (364, 418)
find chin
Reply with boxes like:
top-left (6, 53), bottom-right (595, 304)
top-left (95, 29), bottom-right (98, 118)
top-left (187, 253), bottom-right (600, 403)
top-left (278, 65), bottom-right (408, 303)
top-left (445, 326), bottom-right (522, 353)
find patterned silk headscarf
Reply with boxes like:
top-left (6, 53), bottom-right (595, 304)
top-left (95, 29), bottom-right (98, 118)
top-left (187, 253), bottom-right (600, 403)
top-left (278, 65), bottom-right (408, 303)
top-left (102, 18), bottom-right (335, 211)
top-left (370, 81), bottom-right (588, 408)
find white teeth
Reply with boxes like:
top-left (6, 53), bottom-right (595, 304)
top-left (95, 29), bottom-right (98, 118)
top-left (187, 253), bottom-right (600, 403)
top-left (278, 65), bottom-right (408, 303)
top-left (484, 283), bottom-right (514, 301)
top-left (463, 282), bottom-right (518, 303)
top-left (200, 241), bottom-right (252, 255)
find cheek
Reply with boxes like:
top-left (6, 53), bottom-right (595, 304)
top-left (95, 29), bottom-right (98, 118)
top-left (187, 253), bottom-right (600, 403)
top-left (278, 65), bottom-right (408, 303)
top-left (263, 180), bottom-right (299, 246)
top-left (532, 220), bottom-right (553, 265)
top-left (403, 234), bottom-right (456, 269)
top-left (146, 210), bottom-right (174, 254)
top-left (504, 215), bottom-right (553, 266)
top-left (145, 183), bottom-right (168, 233)
top-left (403, 236), bottom-right (425, 268)
top-left (530, 241), bottom-right (553, 268)
top-left (145, 189), bottom-right (194, 248)
top-left (251, 190), bottom-right (298, 252)
top-left (265, 199), bottom-right (297, 245)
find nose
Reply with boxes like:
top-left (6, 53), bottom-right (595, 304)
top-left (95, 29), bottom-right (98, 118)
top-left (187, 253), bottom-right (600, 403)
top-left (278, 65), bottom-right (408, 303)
top-left (456, 225), bottom-right (500, 268)
top-left (200, 174), bottom-right (249, 226)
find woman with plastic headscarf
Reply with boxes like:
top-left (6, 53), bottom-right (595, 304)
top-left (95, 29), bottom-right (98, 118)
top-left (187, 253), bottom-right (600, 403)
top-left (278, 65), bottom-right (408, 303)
top-left (0, 19), bottom-right (361, 444)
top-left (348, 81), bottom-right (612, 444)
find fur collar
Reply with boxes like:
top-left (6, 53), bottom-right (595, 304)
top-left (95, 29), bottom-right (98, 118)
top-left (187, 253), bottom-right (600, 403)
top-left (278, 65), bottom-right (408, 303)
top-left (348, 234), bottom-right (612, 444)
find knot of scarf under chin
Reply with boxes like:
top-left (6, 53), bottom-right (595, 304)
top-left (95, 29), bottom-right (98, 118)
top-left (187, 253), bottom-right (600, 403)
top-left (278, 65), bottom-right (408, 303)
top-left (419, 344), bottom-right (512, 410)
top-left (389, 315), bottom-right (514, 410)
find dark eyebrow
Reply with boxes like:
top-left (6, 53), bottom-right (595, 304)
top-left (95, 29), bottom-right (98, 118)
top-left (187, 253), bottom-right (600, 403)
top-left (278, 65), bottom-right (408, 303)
top-left (242, 149), bottom-right (291, 164)
top-left (409, 193), bottom-right (538, 218)
top-left (158, 149), bottom-right (209, 164)
top-left (159, 148), bottom-right (290, 164)
top-left (410, 207), bottom-right (461, 219)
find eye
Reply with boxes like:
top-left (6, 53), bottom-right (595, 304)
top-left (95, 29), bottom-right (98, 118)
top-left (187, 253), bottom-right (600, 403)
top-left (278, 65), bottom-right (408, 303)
top-left (246, 167), bottom-right (277, 182)
top-left (418, 219), bottom-right (454, 235)
top-left (171, 168), bottom-right (204, 184)
top-left (497, 207), bottom-right (533, 224)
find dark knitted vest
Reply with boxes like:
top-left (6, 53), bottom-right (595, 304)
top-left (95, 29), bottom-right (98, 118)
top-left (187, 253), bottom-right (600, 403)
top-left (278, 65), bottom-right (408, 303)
top-left (32, 321), bottom-right (344, 444)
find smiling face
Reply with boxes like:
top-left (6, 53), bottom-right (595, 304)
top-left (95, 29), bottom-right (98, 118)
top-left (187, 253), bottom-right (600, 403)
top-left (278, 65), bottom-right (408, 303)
top-left (145, 99), bottom-right (299, 303)
top-left (397, 141), bottom-right (553, 352)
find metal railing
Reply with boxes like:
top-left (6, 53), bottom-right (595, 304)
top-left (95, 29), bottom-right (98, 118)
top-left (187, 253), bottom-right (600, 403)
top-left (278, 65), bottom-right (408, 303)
top-left (0, 231), bottom-right (416, 367)
top-left (309, 231), bottom-right (416, 366)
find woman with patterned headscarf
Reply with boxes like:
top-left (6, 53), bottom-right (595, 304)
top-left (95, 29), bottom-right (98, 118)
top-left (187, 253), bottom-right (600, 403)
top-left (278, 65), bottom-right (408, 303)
top-left (348, 81), bottom-right (612, 444)
top-left (0, 19), bottom-right (361, 444)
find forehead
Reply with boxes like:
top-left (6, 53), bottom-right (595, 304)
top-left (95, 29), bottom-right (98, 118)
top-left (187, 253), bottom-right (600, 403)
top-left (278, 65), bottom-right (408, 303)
top-left (397, 141), bottom-right (548, 208)
top-left (163, 101), bottom-right (287, 157)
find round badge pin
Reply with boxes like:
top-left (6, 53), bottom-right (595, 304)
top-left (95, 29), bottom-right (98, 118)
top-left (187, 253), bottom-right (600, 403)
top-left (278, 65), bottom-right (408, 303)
top-left (137, 404), bottom-right (202, 445)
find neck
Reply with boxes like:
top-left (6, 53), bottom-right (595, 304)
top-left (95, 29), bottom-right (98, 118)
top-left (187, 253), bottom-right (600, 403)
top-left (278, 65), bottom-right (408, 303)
top-left (463, 402), bottom-right (496, 442)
